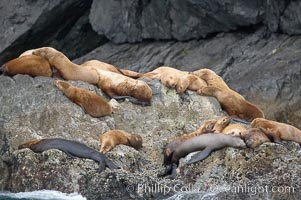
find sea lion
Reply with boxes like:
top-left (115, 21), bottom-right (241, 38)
top-left (99, 130), bottom-right (143, 153)
top-left (83, 67), bottom-right (152, 105)
top-left (160, 133), bottom-right (246, 179)
top-left (32, 47), bottom-right (99, 84)
top-left (192, 68), bottom-right (229, 90)
top-left (0, 55), bottom-right (52, 77)
top-left (54, 80), bottom-right (112, 117)
top-left (198, 86), bottom-right (264, 121)
top-left (251, 118), bottom-right (301, 144)
top-left (18, 138), bottom-right (120, 172)
top-left (242, 128), bottom-right (271, 148)
top-left (222, 123), bottom-right (247, 137)
top-left (176, 74), bottom-right (207, 94)
top-left (162, 119), bottom-right (217, 167)
top-left (212, 116), bottom-right (231, 133)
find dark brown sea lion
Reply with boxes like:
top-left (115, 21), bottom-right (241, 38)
top-left (55, 80), bottom-right (112, 117)
top-left (159, 133), bottom-right (246, 179)
top-left (18, 138), bottom-right (120, 172)
top-left (0, 55), bottom-right (52, 77)
top-left (99, 130), bottom-right (143, 153)
top-left (242, 128), bottom-right (271, 148)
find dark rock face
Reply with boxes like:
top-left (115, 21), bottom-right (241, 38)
top-left (74, 29), bottom-right (301, 129)
top-left (0, 0), bottom-right (106, 64)
top-left (89, 0), bottom-right (265, 43)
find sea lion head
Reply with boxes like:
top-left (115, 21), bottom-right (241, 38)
top-left (128, 134), bottom-right (143, 150)
top-left (54, 80), bottom-right (71, 91)
top-left (213, 116), bottom-right (231, 132)
top-left (176, 77), bottom-right (189, 94)
top-left (0, 64), bottom-right (6, 75)
top-left (233, 137), bottom-right (247, 148)
top-left (242, 128), bottom-right (269, 148)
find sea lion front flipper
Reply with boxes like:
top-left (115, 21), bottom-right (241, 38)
top-left (259, 127), bottom-right (283, 145)
top-left (186, 148), bottom-right (212, 165)
top-left (166, 163), bottom-right (178, 180)
top-left (157, 165), bottom-right (172, 177)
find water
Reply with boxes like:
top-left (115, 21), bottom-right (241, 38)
top-left (0, 190), bottom-right (86, 200)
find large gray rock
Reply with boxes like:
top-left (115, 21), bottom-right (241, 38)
top-left (74, 28), bottom-right (301, 129)
top-left (0, 74), bottom-right (300, 199)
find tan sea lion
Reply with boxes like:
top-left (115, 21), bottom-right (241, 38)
top-left (99, 130), bottom-right (143, 153)
top-left (159, 133), bottom-right (246, 179)
top-left (242, 128), bottom-right (271, 148)
top-left (32, 47), bottom-right (99, 84)
top-left (162, 119), bottom-right (217, 166)
top-left (55, 80), bottom-right (112, 117)
top-left (251, 118), bottom-right (301, 144)
top-left (176, 73), bottom-right (207, 94)
top-left (18, 138), bottom-right (120, 172)
top-left (19, 49), bottom-right (35, 57)
top-left (198, 86), bottom-right (264, 121)
top-left (222, 123), bottom-right (247, 137)
top-left (0, 55), bottom-right (52, 77)
top-left (212, 116), bottom-right (231, 133)
top-left (83, 67), bottom-right (153, 105)
top-left (192, 68), bottom-right (230, 90)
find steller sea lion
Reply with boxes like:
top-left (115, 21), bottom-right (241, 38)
top-left (32, 47), bottom-right (99, 84)
top-left (212, 116), bottom-right (231, 133)
top-left (162, 119), bottom-right (217, 167)
top-left (0, 55), bottom-right (52, 77)
top-left (18, 138), bottom-right (120, 172)
top-left (198, 86), bottom-right (264, 122)
top-left (176, 73), bottom-right (207, 94)
top-left (99, 130), bottom-right (143, 153)
top-left (251, 118), bottom-right (301, 144)
top-left (222, 123), bottom-right (247, 137)
top-left (242, 128), bottom-right (271, 148)
top-left (192, 68), bottom-right (230, 90)
top-left (159, 133), bottom-right (246, 179)
top-left (83, 66), bottom-right (153, 105)
top-left (54, 80), bottom-right (112, 117)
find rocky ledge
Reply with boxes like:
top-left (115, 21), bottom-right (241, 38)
top-left (0, 75), bottom-right (300, 199)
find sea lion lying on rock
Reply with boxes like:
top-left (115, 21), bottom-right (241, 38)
top-left (162, 119), bottom-right (217, 166)
top-left (0, 55), bottom-right (52, 77)
top-left (55, 80), bottom-right (112, 117)
top-left (32, 47), bottom-right (99, 84)
top-left (251, 118), bottom-right (301, 144)
top-left (159, 133), bottom-right (246, 179)
top-left (18, 138), bottom-right (120, 172)
top-left (99, 130), bottom-right (143, 153)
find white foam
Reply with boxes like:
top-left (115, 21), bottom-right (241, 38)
top-left (0, 190), bottom-right (87, 200)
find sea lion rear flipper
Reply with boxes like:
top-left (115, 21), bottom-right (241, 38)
top-left (186, 148), bottom-right (212, 165)
top-left (104, 157), bottom-right (120, 170)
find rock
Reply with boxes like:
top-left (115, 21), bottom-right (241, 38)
top-left (0, 0), bottom-right (106, 65)
top-left (0, 74), bottom-right (223, 199)
top-left (74, 28), bottom-right (301, 129)
top-left (89, 0), bottom-right (265, 43)
top-left (279, 0), bottom-right (301, 35)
